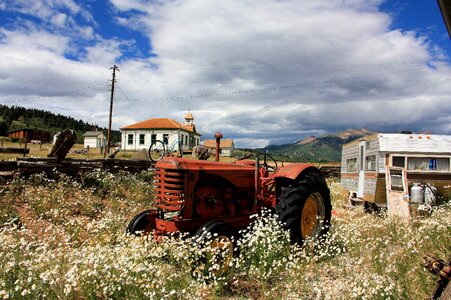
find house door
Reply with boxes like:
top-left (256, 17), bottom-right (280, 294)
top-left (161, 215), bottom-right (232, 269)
top-left (357, 141), bottom-right (365, 198)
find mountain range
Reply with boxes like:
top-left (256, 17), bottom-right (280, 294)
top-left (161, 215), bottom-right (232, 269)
top-left (260, 128), bottom-right (375, 162)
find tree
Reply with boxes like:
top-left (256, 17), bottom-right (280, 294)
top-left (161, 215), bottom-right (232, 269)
top-left (0, 121), bottom-right (8, 136)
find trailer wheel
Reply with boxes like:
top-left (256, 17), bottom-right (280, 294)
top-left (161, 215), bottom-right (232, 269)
top-left (192, 221), bottom-right (237, 277)
top-left (126, 210), bottom-right (155, 235)
top-left (276, 171), bottom-right (331, 244)
top-left (364, 201), bottom-right (380, 214)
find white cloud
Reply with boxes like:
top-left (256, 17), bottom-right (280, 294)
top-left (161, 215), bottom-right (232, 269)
top-left (0, 0), bottom-right (450, 147)
top-left (1, 0), bottom-right (94, 41)
top-left (109, 0), bottom-right (150, 12)
top-left (0, 28), bottom-right (69, 56)
top-left (3, 0), bottom-right (80, 20)
top-left (51, 13), bottom-right (68, 28)
top-left (105, 0), bottom-right (450, 145)
top-left (85, 40), bottom-right (123, 65)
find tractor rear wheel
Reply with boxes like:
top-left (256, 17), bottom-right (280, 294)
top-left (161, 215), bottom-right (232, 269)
top-left (275, 171), bottom-right (331, 245)
top-left (126, 210), bottom-right (155, 235)
top-left (192, 221), bottom-right (237, 276)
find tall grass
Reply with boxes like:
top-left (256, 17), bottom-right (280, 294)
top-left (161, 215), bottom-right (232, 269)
top-left (0, 174), bottom-right (449, 299)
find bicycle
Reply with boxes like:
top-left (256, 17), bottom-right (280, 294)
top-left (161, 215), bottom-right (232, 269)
top-left (148, 135), bottom-right (183, 162)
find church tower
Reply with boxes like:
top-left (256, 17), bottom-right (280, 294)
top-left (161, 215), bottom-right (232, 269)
top-left (184, 110), bottom-right (194, 126)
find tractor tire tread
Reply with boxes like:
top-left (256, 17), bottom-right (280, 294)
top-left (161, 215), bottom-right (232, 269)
top-left (275, 171), bottom-right (331, 244)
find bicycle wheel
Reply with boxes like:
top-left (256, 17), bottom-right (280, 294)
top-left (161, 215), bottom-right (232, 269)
top-left (148, 140), bottom-right (166, 162)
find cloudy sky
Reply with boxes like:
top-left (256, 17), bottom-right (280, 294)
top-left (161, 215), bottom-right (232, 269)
top-left (0, 0), bottom-right (450, 148)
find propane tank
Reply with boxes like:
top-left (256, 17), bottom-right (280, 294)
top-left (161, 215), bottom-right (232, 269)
top-left (424, 184), bottom-right (437, 206)
top-left (410, 183), bottom-right (424, 204)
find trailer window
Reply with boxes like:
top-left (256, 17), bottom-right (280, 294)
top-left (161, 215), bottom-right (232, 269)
top-left (366, 155), bottom-right (376, 171)
top-left (347, 158), bottom-right (357, 172)
top-left (389, 169), bottom-right (405, 192)
top-left (407, 157), bottom-right (450, 171)
top-left (392, 156), bottom-right (405, 168)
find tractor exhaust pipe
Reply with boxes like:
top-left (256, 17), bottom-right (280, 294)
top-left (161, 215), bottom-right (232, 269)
top-left (214, 132), bottom-right (223, 162)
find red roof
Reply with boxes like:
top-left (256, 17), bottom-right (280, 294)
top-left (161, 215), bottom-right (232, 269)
top-left (121, 118), bottom-right (198, 133)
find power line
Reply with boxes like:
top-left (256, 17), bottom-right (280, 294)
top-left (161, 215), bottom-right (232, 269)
top-left (1, 82), bottom-right (108, 104)
top-left (151, 68), bottom-right (423, 102)
top-left (116, 84), bottom-right (145, 118)
top-left (144, 60), bottom-right (429, 71)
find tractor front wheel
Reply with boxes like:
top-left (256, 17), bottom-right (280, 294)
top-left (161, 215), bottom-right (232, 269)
top-left (276, 172), bottom-right (331, 245)
top-left (192, 221), bottom-right (237, 277)
top-left (126, 210), bottom-right (156, 235)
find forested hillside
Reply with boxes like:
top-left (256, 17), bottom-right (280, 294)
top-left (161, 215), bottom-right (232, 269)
top-left (0, 105), bottom-right (120, 143)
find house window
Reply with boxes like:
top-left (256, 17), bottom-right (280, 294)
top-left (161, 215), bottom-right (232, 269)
top-left (163, 134), bottom-right (169, 145)
top-left (347, 158), bottom-right (357, 172)
top-left (151, 134), bottom-right (157, 144)
top-left (366, 155), bottom-right (376, 171)
top-left (127, 134), bottom-right (133, 145)
top-left (139, 134), bottom-right (145, 145)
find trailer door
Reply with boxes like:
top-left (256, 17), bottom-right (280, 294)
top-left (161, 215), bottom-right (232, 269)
top-left (357, 141), bottom-right (365, 198)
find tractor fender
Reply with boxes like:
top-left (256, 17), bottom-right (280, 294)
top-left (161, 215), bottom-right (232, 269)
top-left (273, 163), bottom-right (319, 181)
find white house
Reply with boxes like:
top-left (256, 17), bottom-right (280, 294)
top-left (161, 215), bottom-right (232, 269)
top-left (83, 131), bottom-right (106, 149)
top-left (120, 112), bottom-right (201, 152)
top-left (203, 139), bottom-right (235, 157)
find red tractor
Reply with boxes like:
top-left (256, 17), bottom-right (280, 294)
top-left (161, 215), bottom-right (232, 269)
top-left (127, 134), bottom-right (332, 249)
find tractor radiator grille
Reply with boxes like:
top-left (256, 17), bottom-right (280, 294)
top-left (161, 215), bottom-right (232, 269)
top-left (155, 168), bottom-right (186, 212)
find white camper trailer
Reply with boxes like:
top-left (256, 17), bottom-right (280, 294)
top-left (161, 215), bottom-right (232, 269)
top-left (341, 133), bottom-right (451, 211)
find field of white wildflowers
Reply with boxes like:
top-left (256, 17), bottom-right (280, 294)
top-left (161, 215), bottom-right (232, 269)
top-left (0, 171), bottom-right (449, 299)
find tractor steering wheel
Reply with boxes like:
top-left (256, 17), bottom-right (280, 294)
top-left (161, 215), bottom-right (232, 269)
top-left (257, 153), bottom-right (278, 173)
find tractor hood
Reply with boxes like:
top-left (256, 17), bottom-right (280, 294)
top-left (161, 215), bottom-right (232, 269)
top-left (155, 157), bottom-right (256, 172)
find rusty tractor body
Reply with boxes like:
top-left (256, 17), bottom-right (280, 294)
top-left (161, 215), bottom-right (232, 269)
top-left (127, 142), bottom-right (332, 247)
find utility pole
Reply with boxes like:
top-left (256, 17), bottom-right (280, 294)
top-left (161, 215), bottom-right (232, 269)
top-left (105, 64), bottom-right (119, 158)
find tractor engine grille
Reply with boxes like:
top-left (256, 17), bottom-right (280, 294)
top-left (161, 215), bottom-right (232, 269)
top-left (155, 168), bottom-right (186, 213)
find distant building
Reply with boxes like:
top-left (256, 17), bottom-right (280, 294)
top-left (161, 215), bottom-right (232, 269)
top-left (120, 112), bottom-right (201, 152)
top-left (203, 139), bottom-right (235, 157)
top-left (83, 131), bottom-right (106, 149)
top-left (7, 128), bottom-right (51, 143)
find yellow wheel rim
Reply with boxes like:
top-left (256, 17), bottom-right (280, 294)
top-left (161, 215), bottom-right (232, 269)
top-left (209, 235), bottom-right (234, 274)
top-left (301, 194), bottom-right (319, 238)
